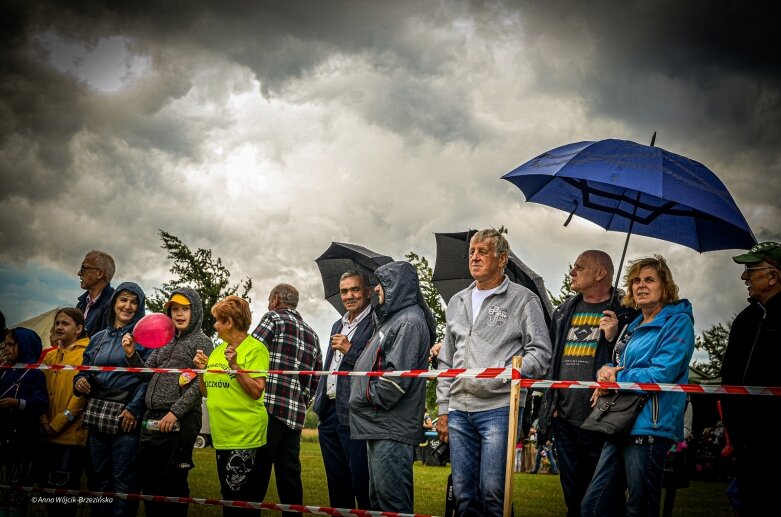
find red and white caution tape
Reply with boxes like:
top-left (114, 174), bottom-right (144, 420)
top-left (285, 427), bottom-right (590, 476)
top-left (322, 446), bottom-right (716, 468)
top-left (2, 362), bottom-right (779, 395)
top-left (1, 485), bottom-right (434, 517)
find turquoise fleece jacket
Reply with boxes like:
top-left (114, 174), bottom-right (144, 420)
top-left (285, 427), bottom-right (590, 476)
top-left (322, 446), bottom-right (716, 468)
top-left (615, 299), bottom-right (695, 442)
top-left (436, 275), bottom-right (552, 414)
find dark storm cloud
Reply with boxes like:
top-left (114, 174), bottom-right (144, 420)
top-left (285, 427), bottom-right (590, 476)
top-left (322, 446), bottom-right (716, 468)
top-left (520, 0), bottom-right (781, 154)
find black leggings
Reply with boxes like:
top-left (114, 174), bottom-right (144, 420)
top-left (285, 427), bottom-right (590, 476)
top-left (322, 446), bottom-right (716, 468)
top-left (216, 447), bottom-right (264, 516)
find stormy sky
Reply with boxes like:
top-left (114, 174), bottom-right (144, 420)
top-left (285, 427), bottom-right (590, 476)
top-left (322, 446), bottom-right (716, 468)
top-left (2, 0), bottom-right (780, 361)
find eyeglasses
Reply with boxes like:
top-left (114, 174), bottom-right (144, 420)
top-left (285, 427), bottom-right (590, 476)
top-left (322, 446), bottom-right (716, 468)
top-left (78, 265), bottom-right (102, 274)
top-left (744, 265), bottom-right (775, 274)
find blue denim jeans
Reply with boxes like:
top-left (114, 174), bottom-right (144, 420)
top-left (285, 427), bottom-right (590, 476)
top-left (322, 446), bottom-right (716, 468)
top-left (89, 430), bottom-right (141, 517)
top-left (581, 435), bottom-right (673, 517)
top-left (552, 417), bottom-right (606, 517)
top-left (448, 406), bottom-right (523, 517)
top-left (366, 439), bottom-right (415, 513)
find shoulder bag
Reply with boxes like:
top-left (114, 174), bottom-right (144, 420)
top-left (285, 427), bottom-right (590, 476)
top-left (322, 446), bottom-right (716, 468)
top-left (580, 389), bottom-right (647, 437)
top-left (580, 324), bottom-right (647, 437)
top-left (80, 334), bottom-right (131, 434)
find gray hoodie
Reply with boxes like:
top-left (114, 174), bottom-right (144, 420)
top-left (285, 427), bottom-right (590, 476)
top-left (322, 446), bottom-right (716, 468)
top-left (436, 275), bottom-right (552, 414)
top-left (128, 287), bottom-right (214, 418)
top-left (349, 261), bottom-right (435, 445)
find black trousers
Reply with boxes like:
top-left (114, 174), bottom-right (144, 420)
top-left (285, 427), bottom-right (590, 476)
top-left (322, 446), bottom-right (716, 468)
top-left (216, 447), bottom-right (263, 516)
top-left (257, 413), bottom-right (303, 517)
top-left (317, 398), bottom-right (371, 509)
top-left (140, 409), bottom-right (201, 517)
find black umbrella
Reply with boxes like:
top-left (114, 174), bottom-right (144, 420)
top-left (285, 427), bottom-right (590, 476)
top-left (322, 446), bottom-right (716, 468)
top-left (432, 231), bottom-right (553, 325)
top-left (315, 242), bottom-right (394, 314)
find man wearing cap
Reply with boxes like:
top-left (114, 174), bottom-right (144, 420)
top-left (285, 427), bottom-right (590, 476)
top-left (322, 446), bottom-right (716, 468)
top-left (312, 270), bottom-right (373, 510)
top-left (721, 242), bottom-right (781, 517)
top-left (76, 250), bottom-right (116, 336)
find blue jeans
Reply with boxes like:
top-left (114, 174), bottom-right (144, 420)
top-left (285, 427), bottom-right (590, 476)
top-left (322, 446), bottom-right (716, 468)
top-left (89, 430), bottom-right (141, 517)
top-left (532, 444), bottom-right (559, 474)
top-left (581, 436), bottom-right (673, 517)
top-left (448, 406), bottom-right (523, 517)
top-left (552, 417), bottom-right (606, 517)
top-left (366, 439), bottom-right (415, 513)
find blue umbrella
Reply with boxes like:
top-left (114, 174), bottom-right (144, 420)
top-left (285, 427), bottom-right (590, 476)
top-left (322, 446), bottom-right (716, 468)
top-left (501, 136), bottom-right (756, 288)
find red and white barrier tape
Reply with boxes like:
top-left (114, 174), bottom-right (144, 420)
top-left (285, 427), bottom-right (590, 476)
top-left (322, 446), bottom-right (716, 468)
top-left (2, 362), bottom-right (779, 395)
top-left (0, 485), bottom-right (433, 517)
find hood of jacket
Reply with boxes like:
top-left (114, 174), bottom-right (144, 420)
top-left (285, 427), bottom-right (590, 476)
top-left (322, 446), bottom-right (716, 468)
top-left (106, 281), bottom-right (146, 331)
top-left (8, 327), bottom-right (43, 363)
top-left (375, 261), bottom-right (437, 343)
top-left (167, 286), bottom-right (205, 338)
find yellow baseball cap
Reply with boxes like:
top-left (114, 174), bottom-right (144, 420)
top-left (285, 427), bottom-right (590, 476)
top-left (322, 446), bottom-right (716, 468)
top-left (164, 293), bottom-right (191, 309)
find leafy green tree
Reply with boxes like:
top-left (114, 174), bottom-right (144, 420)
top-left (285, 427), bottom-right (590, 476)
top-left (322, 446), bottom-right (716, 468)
top-left (692, 320), bottom-right (732, 379)
top-left (147, 230), bottom-right (253, 338)
top-left (406, 252), bottom-right (446, 418)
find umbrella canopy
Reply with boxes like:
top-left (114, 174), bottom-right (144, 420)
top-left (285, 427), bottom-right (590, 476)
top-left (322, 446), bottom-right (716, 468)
top-left (502, 137), bottom-right (757, 297)
top-left (501, 138), bottom-right (756, 254)
top-left (432, 231), bottom-right (553, 325)
top-left (315, 242), bottom-right (394, 314)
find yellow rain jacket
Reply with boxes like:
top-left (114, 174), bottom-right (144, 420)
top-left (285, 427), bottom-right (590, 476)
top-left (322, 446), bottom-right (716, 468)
top-left (41, 337), bottom-right (89, 446)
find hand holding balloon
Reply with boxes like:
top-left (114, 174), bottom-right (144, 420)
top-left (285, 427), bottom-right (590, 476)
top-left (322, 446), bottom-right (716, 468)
top-left (122, 333), bottom-right (136, 358)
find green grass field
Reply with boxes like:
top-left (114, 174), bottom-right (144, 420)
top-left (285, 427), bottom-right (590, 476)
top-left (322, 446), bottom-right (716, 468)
top-left (27, 433), bottom-right (734, 516)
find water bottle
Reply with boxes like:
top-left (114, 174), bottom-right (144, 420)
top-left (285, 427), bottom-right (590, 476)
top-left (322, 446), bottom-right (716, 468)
top-left (143, 419), bottom-right (181, 432)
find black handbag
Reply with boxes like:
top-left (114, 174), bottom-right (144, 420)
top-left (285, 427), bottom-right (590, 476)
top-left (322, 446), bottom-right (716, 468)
top-left (580, 390), bottom-right (648, 437)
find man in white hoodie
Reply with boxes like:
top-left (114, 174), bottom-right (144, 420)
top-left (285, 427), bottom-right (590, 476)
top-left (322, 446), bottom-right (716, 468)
top-left (436, 229), bottom-right (552, 516)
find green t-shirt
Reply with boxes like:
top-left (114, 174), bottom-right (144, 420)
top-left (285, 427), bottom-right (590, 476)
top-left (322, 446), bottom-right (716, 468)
top-left (204, 335), bottom-right (270, 449)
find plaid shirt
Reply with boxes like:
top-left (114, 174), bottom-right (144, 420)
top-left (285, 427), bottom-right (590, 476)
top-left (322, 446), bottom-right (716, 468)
top-left (252, 307), bottom-right (322, 430)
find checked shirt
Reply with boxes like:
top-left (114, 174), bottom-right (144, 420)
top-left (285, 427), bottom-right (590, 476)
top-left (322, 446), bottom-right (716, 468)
top-left (252, 307), bottom-right (322, 430)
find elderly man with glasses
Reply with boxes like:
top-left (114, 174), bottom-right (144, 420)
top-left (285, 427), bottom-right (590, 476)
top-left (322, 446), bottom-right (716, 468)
top-left (720, 242), bottom-right (781, 517)
top-left (76, 250), bottom-right (116, 336)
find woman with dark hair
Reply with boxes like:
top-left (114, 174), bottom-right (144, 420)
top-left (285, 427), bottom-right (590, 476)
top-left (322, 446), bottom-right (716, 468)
top-left (39, 307), bottom-right (90, 517)
top-left (74, 282), bottom-right (151, 517)
top-left (581, 256), bottom-right (695, 517)
top-left (193, 295), bottom-right (269, 517)
top-left (0, 327), bottom-right (48, 516)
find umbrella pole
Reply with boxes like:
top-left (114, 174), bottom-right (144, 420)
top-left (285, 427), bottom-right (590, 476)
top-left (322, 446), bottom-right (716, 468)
top-left (503, 356), bottom-right (523, 517)
top-left (611, 132), bottom-right (657, 305)
top-left (611, 191), bottom-right (641, 307)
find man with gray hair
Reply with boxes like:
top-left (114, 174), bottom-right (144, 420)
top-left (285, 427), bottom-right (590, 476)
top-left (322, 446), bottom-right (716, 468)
top-left (313, 270), bottom-right (374, 510)
top-left (436, 229), bottom-right (552, 516)
top-left (76, 250), bottom-right (116, 336)
top-left (252, 283), bottom-right (322, 517)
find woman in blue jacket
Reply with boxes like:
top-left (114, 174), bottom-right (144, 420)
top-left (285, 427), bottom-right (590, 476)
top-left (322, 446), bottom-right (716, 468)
top-left (581, 256), bottom-right (694, 517)
top-left (74, 282), bottom-right (151, 517)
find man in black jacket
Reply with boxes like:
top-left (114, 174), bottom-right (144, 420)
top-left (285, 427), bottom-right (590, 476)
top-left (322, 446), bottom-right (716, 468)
top-left (537, 250), bottom-right (637, 517)
top-left (76, 250), bottom-right (115, 336)
top-left (721, 242), bottom-right (781, 517)
top-left (312, 270), bottom-right (374, 510)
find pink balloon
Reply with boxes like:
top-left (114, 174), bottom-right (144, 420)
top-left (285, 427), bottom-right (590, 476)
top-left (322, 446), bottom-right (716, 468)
top-left (133, 313), bottom-right (175, 349)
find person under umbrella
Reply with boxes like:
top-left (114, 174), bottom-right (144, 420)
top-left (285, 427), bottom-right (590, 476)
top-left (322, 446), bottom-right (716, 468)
top-left (581, 256), bottom-right (694, 517)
